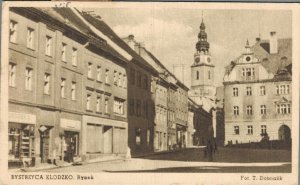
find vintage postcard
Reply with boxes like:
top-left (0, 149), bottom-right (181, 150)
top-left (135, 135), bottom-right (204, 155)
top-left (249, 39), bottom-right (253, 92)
top-left (0, 1), bottom-right (299, 185)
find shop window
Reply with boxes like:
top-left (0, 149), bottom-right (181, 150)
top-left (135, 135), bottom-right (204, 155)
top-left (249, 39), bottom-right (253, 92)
top-left (8, 124), bottom-right (35, 161)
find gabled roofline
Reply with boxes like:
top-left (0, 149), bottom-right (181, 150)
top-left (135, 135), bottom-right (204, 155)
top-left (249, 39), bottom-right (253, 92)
top-left (71, 7), bottom-right (133, 62)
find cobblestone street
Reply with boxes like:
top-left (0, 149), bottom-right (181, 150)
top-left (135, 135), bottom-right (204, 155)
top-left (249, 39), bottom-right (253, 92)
top-left (46, 148), bottom-right (291, 173)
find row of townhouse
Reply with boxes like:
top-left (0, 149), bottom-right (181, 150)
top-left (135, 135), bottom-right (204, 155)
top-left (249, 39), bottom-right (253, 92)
top-left (123, 35), bottom-right (190, 153)
top-left (8, 7), bottom-right (131, 168)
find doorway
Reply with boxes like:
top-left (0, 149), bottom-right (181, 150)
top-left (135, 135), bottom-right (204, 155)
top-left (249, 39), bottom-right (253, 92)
top-left (278, 125), bottom-right (291, 141)
top-left (103, 126), bottom-right (113, 154)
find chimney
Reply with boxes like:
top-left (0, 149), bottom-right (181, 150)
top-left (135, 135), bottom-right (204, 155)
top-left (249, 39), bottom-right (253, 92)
top-left (270, 31), bottom-right (278, 54)
top-left (125, 34), bottom-right (135, 50)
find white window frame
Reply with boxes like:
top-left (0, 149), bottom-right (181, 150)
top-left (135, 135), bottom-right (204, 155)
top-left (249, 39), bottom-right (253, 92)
top-left (87, 62), bottom-right (92, 78)
top-left (261, 125), bottom-right (267, 134)
top-left (27, 27), bottom-right (34, 49)
top-left (260, 86), bottom-right (266, 95)
top-left (97, 66), bottom-right (101, 81)
top-left (233, 87), bottom-right (238, 96)
top-left (61, 78), bottom-right (66, 98)
top-left (9, 63), bottom-right (16, 87)
top-left (246, 87), bottom-right (252, 96)
top-left (234, 126), bottom-right (239, 135)
top-left (71, 82), bottom-right (76, 100)
top-left (246, 105), bottom-right (253, 115)
top-left (86, 94), bottom-right (91, 110)
top-left (9, 20), bottom-right (17, 43)
top-left (260, 105), bottom-right (266, 115)
top-left (45, 36), bottom-right (52, 56)
top-left (247, 125), bottom-right (253, 135)
top-left (96, 96), bottom-right (101, 112)
top-left (233, 106), bottom-right (239, 115)
top-left (25, 68), bottom-right (32, 91)
top-left (61, 43), bottom-right (67, 62)
top-left (44, 73), bottom-right (50, 94)
top-left (72, 47), bottom-right (77, 66)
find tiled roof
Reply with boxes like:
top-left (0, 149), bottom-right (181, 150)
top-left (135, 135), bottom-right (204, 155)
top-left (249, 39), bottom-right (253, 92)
top-left (225, 38), bottom-right (292, 77)
top-left (31, 7), bottom-right (128, 63)
top-left (79, 10), bottom-right (158, 74)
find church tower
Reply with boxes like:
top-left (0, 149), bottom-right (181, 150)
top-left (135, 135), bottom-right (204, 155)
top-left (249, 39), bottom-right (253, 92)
top-left (190, 19), bottom-right (216, 98)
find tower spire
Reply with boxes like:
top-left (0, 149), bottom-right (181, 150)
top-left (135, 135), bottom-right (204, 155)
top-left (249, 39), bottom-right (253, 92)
top-left (196, 16), bottom-right (209, 52)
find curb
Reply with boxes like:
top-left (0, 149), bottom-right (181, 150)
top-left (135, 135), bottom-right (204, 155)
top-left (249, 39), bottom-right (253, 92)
top-left (132, 147), bottom-right (200, 158)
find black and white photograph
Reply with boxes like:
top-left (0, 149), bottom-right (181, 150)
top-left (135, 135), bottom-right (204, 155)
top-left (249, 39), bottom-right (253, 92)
top-left (1, 2), bottom-right (299, 185)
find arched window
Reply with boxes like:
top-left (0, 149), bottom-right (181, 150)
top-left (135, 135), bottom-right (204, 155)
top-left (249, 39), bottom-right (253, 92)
top-left (196, 71), bottom-right (199, 80)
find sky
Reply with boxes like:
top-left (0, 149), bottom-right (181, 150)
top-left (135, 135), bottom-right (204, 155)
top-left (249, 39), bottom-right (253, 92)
top-left (85, 7), bottom-right (292, 87)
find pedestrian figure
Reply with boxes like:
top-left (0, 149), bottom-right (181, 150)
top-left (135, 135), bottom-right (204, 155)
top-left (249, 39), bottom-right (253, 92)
top-left (214, 140), bottom-right (218, 153)
top-left (207, 140), bottom-right (213, 162)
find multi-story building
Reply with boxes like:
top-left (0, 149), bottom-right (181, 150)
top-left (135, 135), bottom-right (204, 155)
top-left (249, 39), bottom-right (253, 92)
top-left (123, 35), bottom-right (189, 151)
top-left (81, 14), bottom-right (158, 156)
top-left (8, 7), bottom-right (130, 168)
top-left (223, 32), bottom-right (292, 144)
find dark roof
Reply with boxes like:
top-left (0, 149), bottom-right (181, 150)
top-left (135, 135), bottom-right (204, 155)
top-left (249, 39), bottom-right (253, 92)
top-left (225, 38), bottom-right (292, 77)
top-left (79, 10), bottom-right (158, 74)
top-left (143, 48), bottom-right (189, 90)
top-left (31, 7), bottom-right (127, 63)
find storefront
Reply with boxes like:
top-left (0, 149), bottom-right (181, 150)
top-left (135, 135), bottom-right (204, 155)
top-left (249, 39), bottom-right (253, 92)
top-left (8, 112), bottom-right (36, 168)
top-left (60, 119), bottom-right (81, 163)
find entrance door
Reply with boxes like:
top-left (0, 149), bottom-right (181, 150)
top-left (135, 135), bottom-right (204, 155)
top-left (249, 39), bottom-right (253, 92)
top-left (64, 131), bottom-right (79, 162)
top-left (40, 130), bottom-right (50, 163)
top-left (103, 126), bottom-right (113, 154)
top-left (278, 125), bottom-right (291, 141)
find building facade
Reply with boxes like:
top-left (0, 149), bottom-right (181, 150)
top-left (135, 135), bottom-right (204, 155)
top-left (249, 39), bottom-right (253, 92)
top-left (8, 7), bottom-right (129, 168)
top-left (223, 33), bottom-right (292, 145)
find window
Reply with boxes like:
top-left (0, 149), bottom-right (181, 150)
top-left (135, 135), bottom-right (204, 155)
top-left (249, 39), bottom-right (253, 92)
top-left (143, 75), bottom-right (148, 90)
top-left (260, 105), bottom-right (266, 115)
top-left (86, 94), bottom-right (91, 110)
top-left (105, 98), bottom-right (109, 113)
top-left (137, 71), bottom-right (142, 87)
top-left (9, 63), bottom-right (16, 87)
top-left (105, 69), bottom-right (109, 84)
top-left (136, 99), bottom-right (141, 116)
top-left (246, 87), bottom-right (252, 96)
top-left (87, 62), bottom-right (92, 78)
top-left (196, 71), bottom-right (199, 80)
top-left (45, 36), bottom-right (52, 56)
top-left (151, 79), bottom-right (155, 93)
top-left (234, 126), bottom-right (239, 135)
top-left (242, 68), bottom-right (245, 76)
top-left (123, 74), bottom-right (127, 88)
top-left (9, 20), bottom-right (17, 43)
top-left (113, 71), bottom-right (117, 85)
top-left (71, 82), bottom-right (76, 100)
top-left (261, 125), bottom-right (267, 134)
top-left (246, 68), bottom-right (251, 76)
top-left (25, 68), bottom-right (33, 91)
top-left (60, 78), bottom-right (65, 98)
top-left (97, 66), bottom-right (101, 81)
top-left (208, 71), bottom-right (211, 80)
top-left (130, 68), bottom-right (135, 85)
top-left (44, 73), bottom-right (50, 94)
top-left (118, 73), bottom-right (122, 87)
top-left (143, 100), bottom-right (148, 118)
top-left (113, 98), bottom-right (125, 115)
top-left (61, 43), bottom-right (66, 62)
top-left (96, 96), bottom-right (101, 112)
top-left (135, 128), bottom-right (141, 145)
top-left (260, 86), bottom-right (266, 95)
top-left (72, 48), bottom-right (77, 66)
top-left (247, 125), bottom-right (253, 135)
top-left (277, 85), bottom-right (290, 95)
top-left (246, 105), bottom-right (253, 115)
top-left (233, 106), bottom-right (239, 115)
top-left (233, 87), bottom-right (238, 96)
top-left (277, 104), bottom-right (291, 114)
top-left (147, 129), bottom-right (150, 145)
top-left (129, 99), bottom-right (135, 116)
top-left (27, 28), bottom-right (34, 49)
